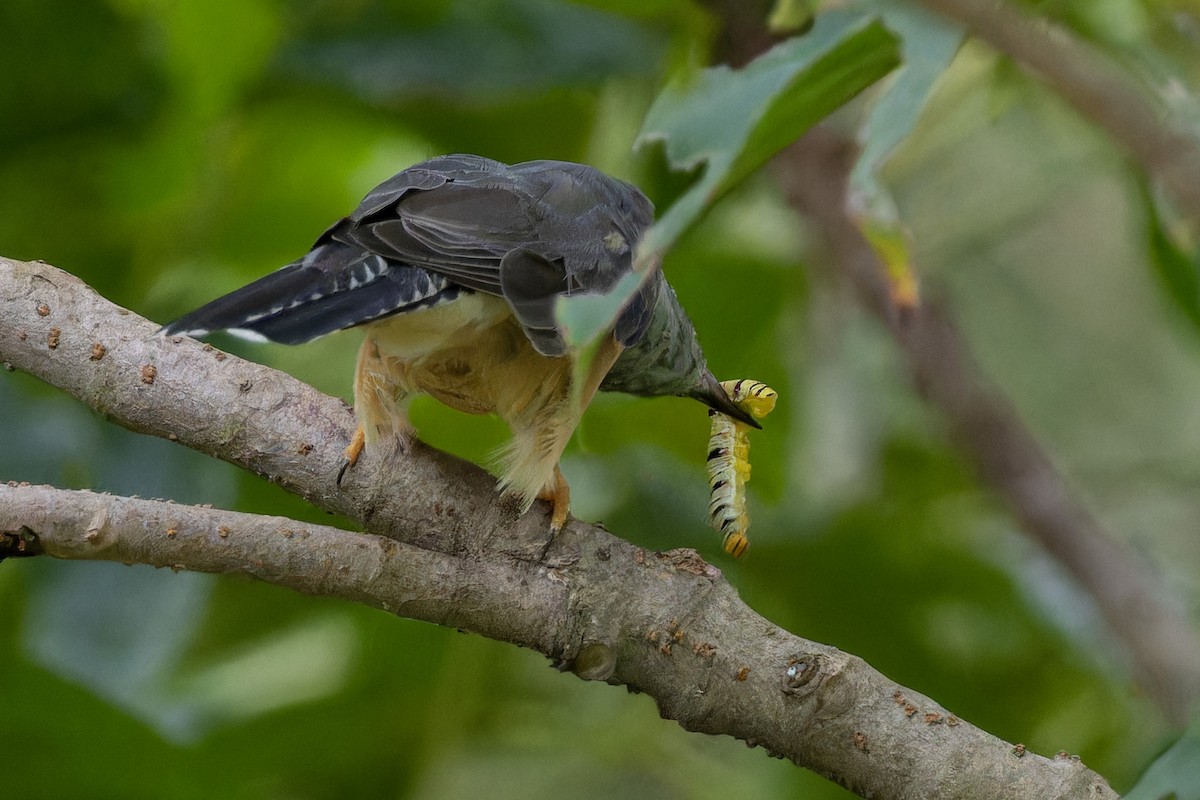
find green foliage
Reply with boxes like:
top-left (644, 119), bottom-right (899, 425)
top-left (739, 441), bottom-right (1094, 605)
top-left (560, 10), bottom-right (900, 352)
top-left (1126, 726), bottom-right (1200, 800)
top-left (278, 0), bottom-right (668, 102)
top-left (2, 0), bottom-right (1198, 797)
top-left (1144, 182), bottom-right (1200, 333)
top-left (849, 3), bottom-right (962, 223)
top-left (637, 10), bottom-right (899, 256)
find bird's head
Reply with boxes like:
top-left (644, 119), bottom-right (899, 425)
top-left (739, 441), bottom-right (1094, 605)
top-left (599, 275), bottom-right (764, 430)
top-left (688, 370), bottom-right (762, 429)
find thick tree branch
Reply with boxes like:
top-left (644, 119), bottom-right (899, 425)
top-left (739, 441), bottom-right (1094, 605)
top-left (0, 257), bottom-right (1117, 799)
top-left (775, 130), bottom-right (1200, 727)
top-left (0, 483), bottom-right (565, 645)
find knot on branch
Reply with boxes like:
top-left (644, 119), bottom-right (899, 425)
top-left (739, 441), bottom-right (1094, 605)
top-left (571, 640), bottom-right (617, 681)
top-left (781, 653), bottom-right (825, 696)
top-left (0, 525), bottom-right (40, 559)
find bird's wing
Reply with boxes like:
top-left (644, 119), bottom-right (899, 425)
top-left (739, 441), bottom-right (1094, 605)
top-left (338, 156), bottom-right (657, 355)
top-left (159, 245), bottom-right (458, 345)
top-left (161, 155), bottom-right (657, 355)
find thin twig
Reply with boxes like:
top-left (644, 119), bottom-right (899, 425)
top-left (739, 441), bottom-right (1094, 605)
top-left (917, 0), bottom-right (1200, 222)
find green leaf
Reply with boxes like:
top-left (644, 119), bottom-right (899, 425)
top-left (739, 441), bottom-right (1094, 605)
top-left (556, 273), bottom-right (641, 412)
top-left (558, 10), bottom-right (901, 349)
top-left (1125, 725), bottom-right (1200, 800)
top-left (1143, 182), bottom-right (1200, 333)
top-left (831, 5), bottom-right (959, 318)
top-left (556, 273), bottom-right (643, 351)
top-left (638, 10), bottom-right (900, 256)
top-left (24, 562), bottom-right (213, 742)
top-left (849, 3), bottom-right (962, 223)
top-left (768, 0), bottom-right (817, 34)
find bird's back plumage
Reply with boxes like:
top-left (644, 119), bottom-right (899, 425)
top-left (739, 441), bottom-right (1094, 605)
top-left (161, 154), bottom-right (658, 356)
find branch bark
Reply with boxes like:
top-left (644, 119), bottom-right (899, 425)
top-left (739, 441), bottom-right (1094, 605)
top-left (0, 256), bottom-right (1118, 799)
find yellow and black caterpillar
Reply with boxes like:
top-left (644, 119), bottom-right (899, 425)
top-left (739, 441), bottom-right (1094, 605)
top-left (705, 379), bottom-right (777, 557)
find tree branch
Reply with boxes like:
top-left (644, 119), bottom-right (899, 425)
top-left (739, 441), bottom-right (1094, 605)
top-left (697, 0), bottom-right (1200, 727)
top-left (0, 256), bottom-right (1117, 799)
top-left (0, 483), bottom-right (564, 645)
top-left (775, 129), bottom-right (1200, 727)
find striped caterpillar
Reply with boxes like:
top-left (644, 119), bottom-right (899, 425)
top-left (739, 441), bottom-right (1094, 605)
top-left (706, 379), bottom-right (777, 557)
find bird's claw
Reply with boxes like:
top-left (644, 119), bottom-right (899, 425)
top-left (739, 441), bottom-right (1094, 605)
top-left (537, 466), bottom-right (571, 534)
top-left (337, 425), bottom-right (366, 487)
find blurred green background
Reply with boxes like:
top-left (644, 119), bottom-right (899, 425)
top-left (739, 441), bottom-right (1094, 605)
top-left (2, 0), bottom-right (1199, 796)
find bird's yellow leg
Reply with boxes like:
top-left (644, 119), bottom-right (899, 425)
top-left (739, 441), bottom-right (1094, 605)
top-left (537, 465), bottom-right (572, 533)
top-left (494, 332), bottom-right (625, 531)
top-left (537, 335), bottom-right (618, 532)
top-left (344, 425), bottom-right (366, 465)
top-left (339, 335), bottom-right (414, 485)
top-left (337, 425), bottom-right (367, 485)
top-left (541, 336), bottom-right (622, 533)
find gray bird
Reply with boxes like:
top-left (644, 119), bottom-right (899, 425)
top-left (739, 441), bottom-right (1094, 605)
top-left (162, 154), bottom-right (757, 530)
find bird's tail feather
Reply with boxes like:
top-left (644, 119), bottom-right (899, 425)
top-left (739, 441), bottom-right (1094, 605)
top-left (159, 243), bottom-right (453, 345)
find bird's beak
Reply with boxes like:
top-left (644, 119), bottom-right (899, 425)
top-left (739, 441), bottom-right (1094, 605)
top-left (690, 371), bottom-right (763, 429)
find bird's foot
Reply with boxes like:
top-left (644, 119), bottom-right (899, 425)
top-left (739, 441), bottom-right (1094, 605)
top-left (537, 466), bottom-right (571, 534)
top-left (337, 425), bottom-right (416, 486)
top-left (337, 425), bottom-right (366, 486)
